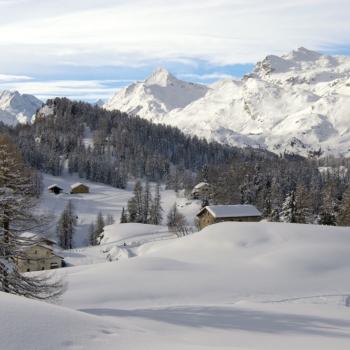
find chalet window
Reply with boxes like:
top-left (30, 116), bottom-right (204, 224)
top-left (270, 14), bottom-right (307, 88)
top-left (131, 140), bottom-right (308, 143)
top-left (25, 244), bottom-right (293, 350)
top-left (27, 269), bottom-right (30, 272)
top-left (50, 262), bottom-right (59, 269)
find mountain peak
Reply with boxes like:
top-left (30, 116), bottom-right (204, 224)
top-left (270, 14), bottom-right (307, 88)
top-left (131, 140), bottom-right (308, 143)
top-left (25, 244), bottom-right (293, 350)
top-left (283, 47), bottom-right (322, 61)
top-left (0, 89), bottom-right (42, 126)
top-left (145, 68), bottom-right (177, 87)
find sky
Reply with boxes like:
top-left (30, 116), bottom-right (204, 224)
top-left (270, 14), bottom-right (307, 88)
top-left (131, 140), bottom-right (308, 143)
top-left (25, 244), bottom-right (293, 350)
top-left (0, 0), bottom-right (350, 102)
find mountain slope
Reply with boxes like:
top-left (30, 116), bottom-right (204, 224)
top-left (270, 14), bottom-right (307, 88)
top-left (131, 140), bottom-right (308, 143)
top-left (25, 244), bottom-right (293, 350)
top-left (0, 90), bottom-right (43, 125)
top-left (105, 48), bottom-right (350, 157)
top-left (105, 68), bottom-right (208, 121)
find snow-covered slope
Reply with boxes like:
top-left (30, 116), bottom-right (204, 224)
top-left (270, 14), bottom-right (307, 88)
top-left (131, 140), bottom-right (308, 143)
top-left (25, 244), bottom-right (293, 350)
top-left (5, 218), bottom-right (350, 348)
top-left (0, 90), bottom-right (42, 125)
top-left (105, 68), bottom-right (209, 121)
top-left (59, 222), bottom-right (350, 349)
top-left (105, 48), bottom-right (350, 157)
top-left (37, 173), bottom-right (201, 248)
top-left (0, 292), bottom-right (120, 350)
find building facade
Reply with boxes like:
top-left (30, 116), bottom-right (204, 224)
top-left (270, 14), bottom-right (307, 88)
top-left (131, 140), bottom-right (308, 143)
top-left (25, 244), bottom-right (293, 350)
top-left (16, 244), bottom-right (64, 273)
top-left (70, 183), bottom-right (89, 194)
top-left (197, 205), bottom-right (262, 230)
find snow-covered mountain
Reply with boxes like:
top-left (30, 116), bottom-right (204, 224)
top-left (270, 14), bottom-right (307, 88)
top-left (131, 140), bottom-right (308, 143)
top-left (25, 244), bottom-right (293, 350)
top-left (0, 90), bottom-right (43, 125)
top-left (105, 68), bottom-right (209, 121)
top-left (105, 48), bottom-right (350, 157)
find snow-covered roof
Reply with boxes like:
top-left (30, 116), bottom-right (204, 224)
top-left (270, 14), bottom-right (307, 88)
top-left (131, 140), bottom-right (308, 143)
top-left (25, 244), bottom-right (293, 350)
top-left (193, 182), bottom-right (210, 190)
top-left (48, 184), bottom-right (63, 190)
top-left (198, 205), bottom-right (262, 218)
top-left (70, 182), bottom-right (88, 189)
top-left (20, 232), bottom-right (57, 245)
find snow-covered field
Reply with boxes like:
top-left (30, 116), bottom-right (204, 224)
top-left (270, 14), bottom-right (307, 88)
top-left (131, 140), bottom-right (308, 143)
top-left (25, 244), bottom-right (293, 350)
top-left (3, 174), bottom-right (350, 349)
top-left (39, 173), bottom-right (200, 247)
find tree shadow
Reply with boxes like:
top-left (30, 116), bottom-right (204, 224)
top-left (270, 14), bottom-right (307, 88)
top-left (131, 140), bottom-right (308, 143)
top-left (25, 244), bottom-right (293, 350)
top-left (80, 305), bottom-right (350, 338)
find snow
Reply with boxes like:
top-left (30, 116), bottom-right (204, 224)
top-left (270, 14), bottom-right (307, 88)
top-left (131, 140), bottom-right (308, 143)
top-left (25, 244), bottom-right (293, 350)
top-left (203, 204), bottom-right (262, 218)
top-left (37, 173), bottom-right (201, 247)
top-left (0, 90), bottom-right (42, 125)
top-left (319, 165), bottom-right (348, 177)
top-left (5, 210), bottom-right (350, 348)
top-left (47, 184), bottom-right (62, 190)
top-left (0, 292), bottom-right (120, 350)
top-left (104, 48), bottom-right (350, 157)
top-left (6, 172), bottom-right (350, 349)
top-left (53, 222), bottom-right (350, 348)
top-left (193, 182), bottom-right (209, 190)
top-left (104, 68), bottom-right (209, 121)
top-left (70, 182), bottom-right (86, 189)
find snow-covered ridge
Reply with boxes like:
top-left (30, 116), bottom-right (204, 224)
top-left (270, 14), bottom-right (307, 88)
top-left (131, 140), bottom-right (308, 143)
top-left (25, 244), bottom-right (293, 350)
top-left (104, 67), bottom-right (209, 121)
top-left (0, 90), bottom-right (43, 125)
top-left (105, 48), bottom-right (350, 157)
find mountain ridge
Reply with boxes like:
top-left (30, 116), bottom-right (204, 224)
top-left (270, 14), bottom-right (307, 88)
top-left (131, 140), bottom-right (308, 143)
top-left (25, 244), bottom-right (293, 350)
top-left (0, 90), bottom-right (43, 125)
top-left (105, 48), bottom-right (350, 157)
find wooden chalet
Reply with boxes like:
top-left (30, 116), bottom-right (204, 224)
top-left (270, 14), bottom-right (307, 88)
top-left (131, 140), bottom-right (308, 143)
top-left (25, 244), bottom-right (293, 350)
top-left (197, 205), bottom-right (262, 230)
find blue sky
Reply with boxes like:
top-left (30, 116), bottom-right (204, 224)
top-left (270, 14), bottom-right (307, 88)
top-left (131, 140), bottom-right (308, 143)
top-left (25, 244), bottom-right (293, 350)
top-left (0, 0), bottom-right (349, 102)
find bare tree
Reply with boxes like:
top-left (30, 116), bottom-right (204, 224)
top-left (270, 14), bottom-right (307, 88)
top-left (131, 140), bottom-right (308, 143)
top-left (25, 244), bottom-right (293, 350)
top-left (0, 134), bottom-right (64, 300)
top-left (167, 203), bottom-right (189, 237)
top-left (57, 200), bottom-right (76, 249)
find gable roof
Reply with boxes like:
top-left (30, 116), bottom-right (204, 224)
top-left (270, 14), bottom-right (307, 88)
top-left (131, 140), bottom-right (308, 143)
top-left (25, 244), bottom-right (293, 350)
top-left (20, 232), bottom-right (57, 245)
top-left (70, 182), bottom-right (88, 189)
top-left (48, 184), bottom-right (63, 190)
top-left (197, 205), bottom-right (262, 218)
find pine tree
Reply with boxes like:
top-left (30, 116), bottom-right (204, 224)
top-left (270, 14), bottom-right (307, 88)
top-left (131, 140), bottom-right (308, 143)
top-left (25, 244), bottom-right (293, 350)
top-left (294, 185), bottom-right (312, 224)
top-left (127, 197), bottom-right (137, 222)
top-left (57, 200), bottom-right (76, 249)
top-left (319, 185), bottom-right (336, 225)
top-left (142, 180), bottom-right (151, 223)
top-left (120, 207), bottom-right (128, 223)
top-left (280, 191), bottom-right (296, 223)
top-left (149, 183), bottom-right (163, 225)
top-left (88, 222), bottom-right (95, 245)
top-left (127, 181), bottom-right (144, 223)
top-left (337, 186), bottom-right (350, 226)
top-left (95, 212), bottom-right (105, 240)
top-left (133, 180), bottom-right (143, 222)
top-left (0, 134), bottom-right (64, 300)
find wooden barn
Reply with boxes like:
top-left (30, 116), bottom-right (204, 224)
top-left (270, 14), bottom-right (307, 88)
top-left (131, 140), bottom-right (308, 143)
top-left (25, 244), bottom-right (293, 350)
top-left (48, 184), bottom-right (63, 195)
top-left (70, 182), bottom-right (89, 194)
top-left (197, 205), bottom-right (262, 230)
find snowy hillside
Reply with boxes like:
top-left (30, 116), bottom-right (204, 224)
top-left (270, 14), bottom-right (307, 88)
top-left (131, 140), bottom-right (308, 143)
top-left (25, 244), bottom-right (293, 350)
top-left (0, 292), bottom-right (120, 350)
top-left (5, 221), bottom-right (350, 349)
top-left (0, 90), bottom-right (42, 125)
top-left (38, 173), bottom-right (201, 248)
top-left (105, 48), bottom-right (350, 157)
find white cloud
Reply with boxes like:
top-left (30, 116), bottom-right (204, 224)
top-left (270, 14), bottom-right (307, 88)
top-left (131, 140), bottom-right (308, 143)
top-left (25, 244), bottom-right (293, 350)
top-left (0, 79), bottom-right (129, 101)
top-left (0, 74), bottom-right (32, 81)
top-left (0, 0), bottom-right (349, 67)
